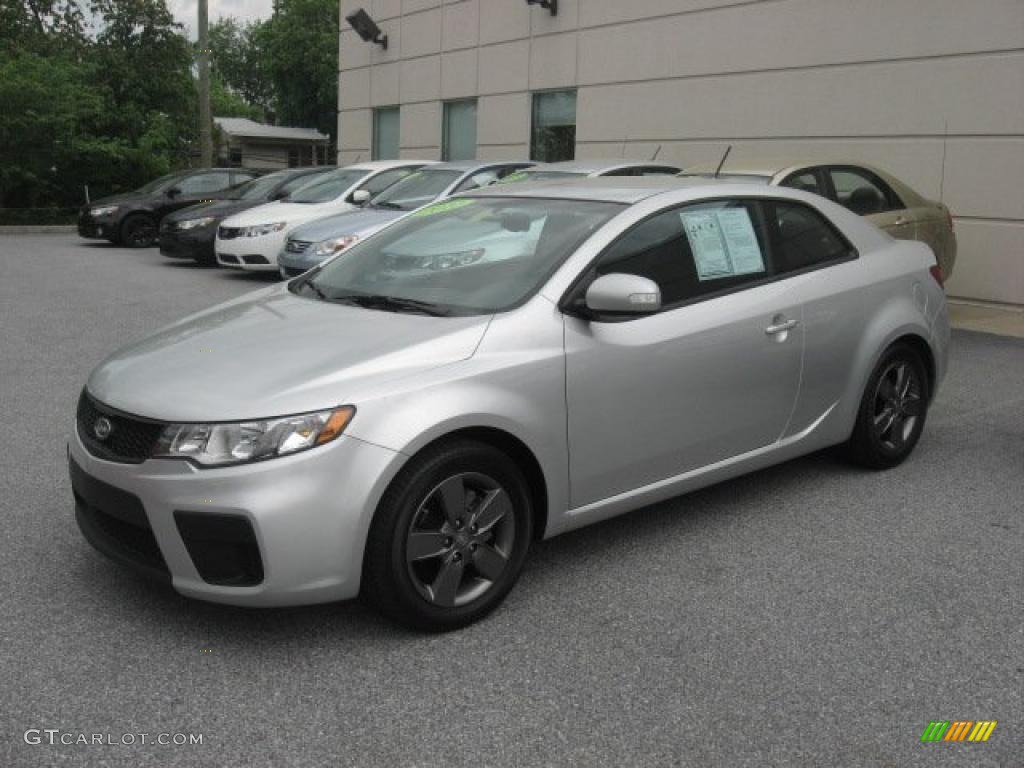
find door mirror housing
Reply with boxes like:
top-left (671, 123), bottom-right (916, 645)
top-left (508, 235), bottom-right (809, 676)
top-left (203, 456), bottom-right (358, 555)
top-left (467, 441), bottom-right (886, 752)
top-left (271, 189), bottom-right (290, 201)
top-left (351, 189), bottom-right (371, 205)
top-left (166, 186), bottom-right (182, 198)
top-left (584, 273), bottom-right (662, 315)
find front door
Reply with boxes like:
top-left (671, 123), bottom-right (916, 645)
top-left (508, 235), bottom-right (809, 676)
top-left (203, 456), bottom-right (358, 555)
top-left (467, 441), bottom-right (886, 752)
top-left (563, 199), bottom-right (803, 508)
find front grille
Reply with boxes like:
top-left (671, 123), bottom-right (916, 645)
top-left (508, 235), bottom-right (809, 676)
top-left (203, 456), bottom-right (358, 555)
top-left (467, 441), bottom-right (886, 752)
top-left (218, 226), bottom-right (241, 240)
top-left (281, 266), bottom-right (305, 278)
top-left (242, 254), bottom-right (269, 265)
top-left (76, 391), bottom-right (165, 464)
top-left (285, 239), bottom-right (311, 254)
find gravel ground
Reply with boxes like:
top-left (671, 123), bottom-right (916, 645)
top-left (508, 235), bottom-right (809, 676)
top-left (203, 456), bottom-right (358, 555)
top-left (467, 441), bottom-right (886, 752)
top-left (1, 235), bottom-right (1021, 767)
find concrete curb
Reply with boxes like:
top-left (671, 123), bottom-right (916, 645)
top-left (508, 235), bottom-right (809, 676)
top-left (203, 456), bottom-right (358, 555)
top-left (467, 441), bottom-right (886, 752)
top-left (0, 225), bottom-right (77, 234)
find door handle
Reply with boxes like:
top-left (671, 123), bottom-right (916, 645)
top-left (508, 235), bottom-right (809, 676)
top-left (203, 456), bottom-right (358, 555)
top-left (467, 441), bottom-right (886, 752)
top-left (764, 318), bottom-right (799, 335)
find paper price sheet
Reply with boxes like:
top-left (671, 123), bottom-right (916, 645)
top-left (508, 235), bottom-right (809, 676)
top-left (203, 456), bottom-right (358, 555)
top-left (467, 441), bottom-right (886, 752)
top-left (681, 208), bottom-right (765, 281)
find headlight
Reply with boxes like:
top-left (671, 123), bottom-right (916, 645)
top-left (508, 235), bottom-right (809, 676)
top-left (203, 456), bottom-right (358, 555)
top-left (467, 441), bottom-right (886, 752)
top-left (176, 216), bottom-right (216, 230)
top-left (152, 406), bottom-right (355, 466)
top-left (241, 222), bottom-right (287, 238)
top-left (313, 235), bottom-right (360, 257)
top-left (90, 205), bottom-right (119, 217)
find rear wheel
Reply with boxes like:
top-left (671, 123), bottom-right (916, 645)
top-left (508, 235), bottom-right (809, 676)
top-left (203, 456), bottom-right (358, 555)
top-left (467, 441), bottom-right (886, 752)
top-left (847, 343), bottom-right (928, 469)
top-left (120, 214), bottom-right (158, 248)
top-left (362, 439), bottom-right (533, 631)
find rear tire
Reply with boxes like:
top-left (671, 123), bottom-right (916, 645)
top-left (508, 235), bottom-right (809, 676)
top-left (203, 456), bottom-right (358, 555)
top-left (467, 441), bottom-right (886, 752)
top-left (362, 439), bottom-right (533, 632)
top-left (120, 213), bottom-right (158, 248)
top-left (846, 343), bottom-right (928, 469)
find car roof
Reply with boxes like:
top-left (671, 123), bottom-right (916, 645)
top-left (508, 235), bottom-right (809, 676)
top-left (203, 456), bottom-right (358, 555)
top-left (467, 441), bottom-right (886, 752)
top-left (529, 159), bottom-right (680, 175)
top-left (425, 160), bottom-right (533, 172)
top-left (680, 158), bottom-right (930, 205)
top-left (344, 160), bottom-right (434, 172)
top-left (468, 175), bottom-right (731, 204)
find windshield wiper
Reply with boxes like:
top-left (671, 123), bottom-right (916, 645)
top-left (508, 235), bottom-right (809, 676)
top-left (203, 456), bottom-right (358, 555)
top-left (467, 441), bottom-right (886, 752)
top-left (331, 293), bottom-right (451, 316)
top-left (372, 200), bottom-right (405, 211)
top-left (292, 277), bottom-right (327, 300)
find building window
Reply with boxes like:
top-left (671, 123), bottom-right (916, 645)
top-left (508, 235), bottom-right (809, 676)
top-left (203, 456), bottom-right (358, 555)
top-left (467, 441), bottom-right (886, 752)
top-left (229, 148), bottom-right (242, 167)
top-left (531, 90), bottom-right (576, 163)
top-left (373, 106), bottom-right (400, 160)
top-left (442, 100), bottom-right (478, 161)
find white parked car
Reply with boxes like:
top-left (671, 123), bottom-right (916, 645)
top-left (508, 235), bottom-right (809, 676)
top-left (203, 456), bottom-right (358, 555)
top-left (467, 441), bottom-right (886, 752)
top-left (215, 161), bottom-right (429, 271)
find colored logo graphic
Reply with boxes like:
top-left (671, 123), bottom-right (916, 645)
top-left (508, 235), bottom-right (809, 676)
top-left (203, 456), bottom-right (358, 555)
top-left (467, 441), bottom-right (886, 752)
top-left (920, 721), bottom-right (997, 742)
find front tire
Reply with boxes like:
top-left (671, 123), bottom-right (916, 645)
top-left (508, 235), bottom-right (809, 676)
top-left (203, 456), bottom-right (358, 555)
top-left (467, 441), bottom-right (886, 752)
top-left (362, 439), bottom-right (533, 631)
top-left (120, 213), bottom-right (158, 248)
top-left (847, 343), bottom-right (929, 469)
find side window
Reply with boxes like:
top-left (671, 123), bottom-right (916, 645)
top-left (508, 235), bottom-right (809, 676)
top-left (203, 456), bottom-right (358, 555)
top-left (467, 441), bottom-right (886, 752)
top-left (767, 200), bottom-right (853, 273)
top-left (454, 170), bottom-right (500, 193)
top-left (593, 200), bottom-right (769, 307)
top-left (362, 167), bottom-right (417, 196)
top-left (780, 170), bottom-right (825, 196)
top-left (602, 167), bottom-right (639, 177)
top-left (177, 172), bottom-right (232, 195)
top-left (829, 167), bottom-right (902, 215)
top-left (639, 166), bottom-right (679, 176)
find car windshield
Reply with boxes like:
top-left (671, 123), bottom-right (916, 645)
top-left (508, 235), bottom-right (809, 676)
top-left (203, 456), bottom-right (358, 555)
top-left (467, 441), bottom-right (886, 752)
top-left (135, 172), bottom-right (186, 194)
top-left (227, 173), bottom-right (289, 200)
top-left (678, 173), bottom-right (772, 183)
top-left (499, 170), bottom-right (587, 184)
top-left (290, 196), bottom-right (622, 316)
top-left (370, 170), bottom-right (462, 211)
top-left (288, 169), bottom-right (370, 203)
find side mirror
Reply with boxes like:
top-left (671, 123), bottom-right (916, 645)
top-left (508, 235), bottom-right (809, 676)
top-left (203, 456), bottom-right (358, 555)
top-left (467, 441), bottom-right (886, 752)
top-left (584, 273), bottom-right (661, 315)
top-left (351, 189), bottom-right (371, 205)
top-left (271, 190), bottom-right (289, 200)
top-left (166, 186), bottom-right (181, 198)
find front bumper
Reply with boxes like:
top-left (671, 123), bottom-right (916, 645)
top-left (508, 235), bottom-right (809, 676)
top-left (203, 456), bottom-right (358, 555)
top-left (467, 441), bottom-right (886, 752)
top-left (215, 230), bottom-right (288, 272)
top-left (78, 214), bottom-right (117, 240)
top-left (277, 248), bottom-right (321, 278)
top-left (159, 230), bottom-right (215, 262)
top-left (68, 420), bottom-right (402, 607)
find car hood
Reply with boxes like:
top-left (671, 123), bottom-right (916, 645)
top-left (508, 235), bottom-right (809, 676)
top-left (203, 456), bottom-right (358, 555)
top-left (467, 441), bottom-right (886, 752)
top-left (86, 285), bottom-right (491, 422)
top-left (221, 200), bottom-right (356, 229)
top-left (289, 208), bottom-right (406, 243)
top-left (164, 199), bottom-right (262, 224)
top-left (83, 191), bottom-right (152, 210)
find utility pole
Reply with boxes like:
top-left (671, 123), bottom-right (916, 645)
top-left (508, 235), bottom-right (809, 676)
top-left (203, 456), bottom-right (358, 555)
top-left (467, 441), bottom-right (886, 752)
top-left (197, 0), bottom-right (213, 168)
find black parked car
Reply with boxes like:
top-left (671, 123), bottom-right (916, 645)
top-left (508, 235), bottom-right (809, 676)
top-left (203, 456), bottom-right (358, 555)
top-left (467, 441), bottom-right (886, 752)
top-left (159, 167), bottom-right (334, 266)
top-left (78, 168), bottom-right (259, 248)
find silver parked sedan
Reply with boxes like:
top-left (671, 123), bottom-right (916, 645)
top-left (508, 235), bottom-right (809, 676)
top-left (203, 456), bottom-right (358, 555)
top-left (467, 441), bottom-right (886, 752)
top-left (70, 178), bottom-right (949, 631)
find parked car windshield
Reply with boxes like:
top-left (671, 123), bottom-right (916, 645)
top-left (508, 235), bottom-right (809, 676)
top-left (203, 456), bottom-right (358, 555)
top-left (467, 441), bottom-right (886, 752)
top-left (500, 170), bottom-right (587, 184)
top-left (288, 169), bottom-right (371, 203)
top-left (227, 173), bottom-right (291, 201)
top-left (135, 172), bottom-right (187, 194)
top-left (370, 170), bottom-right (462, 211)
top-left (291, 196), bottom-right (622, 316)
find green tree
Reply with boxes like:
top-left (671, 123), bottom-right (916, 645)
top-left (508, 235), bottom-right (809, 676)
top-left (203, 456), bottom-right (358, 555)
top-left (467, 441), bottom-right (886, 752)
top-left (208, 17), bottom-right (271, 117)
top-left (255, 0), bottom-right (338, 140)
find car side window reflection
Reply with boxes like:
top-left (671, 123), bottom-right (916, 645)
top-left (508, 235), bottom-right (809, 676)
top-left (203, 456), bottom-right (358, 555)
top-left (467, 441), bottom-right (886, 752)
top-left (363, 168), bottom-right (417, 196)
top-left (781, 171), bottom-right (824, 196)
top-left (592, 200), bottom-right (770, 308)
top-left (829, 168), bottom-right (902, 215)
top-left (177, 172), bottom-right (232, 195)
top-left (767, 201), bottom-right (853, 273)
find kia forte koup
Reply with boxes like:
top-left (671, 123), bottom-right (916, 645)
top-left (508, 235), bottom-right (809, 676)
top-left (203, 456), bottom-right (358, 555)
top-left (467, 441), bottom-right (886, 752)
top-left (70, 178), bottom-right (949, 631)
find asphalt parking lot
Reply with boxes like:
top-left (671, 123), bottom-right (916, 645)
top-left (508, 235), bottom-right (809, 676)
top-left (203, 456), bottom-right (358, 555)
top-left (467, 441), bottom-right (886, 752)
top-left (1, 234), bottom-right (1021, 768)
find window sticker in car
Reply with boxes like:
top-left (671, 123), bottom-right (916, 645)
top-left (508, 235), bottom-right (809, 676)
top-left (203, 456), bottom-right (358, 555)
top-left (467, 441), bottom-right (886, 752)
top-left (410, 198), bottom-right (476, 218)
top-left (681, 208), bottom-right (765, 281)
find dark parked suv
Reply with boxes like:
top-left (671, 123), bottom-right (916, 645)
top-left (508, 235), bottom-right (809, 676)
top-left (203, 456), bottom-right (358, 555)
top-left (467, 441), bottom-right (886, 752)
top-left (78, 168), bottom-right (259, 248)
top-left (159, 167), bottom-right (334, 265)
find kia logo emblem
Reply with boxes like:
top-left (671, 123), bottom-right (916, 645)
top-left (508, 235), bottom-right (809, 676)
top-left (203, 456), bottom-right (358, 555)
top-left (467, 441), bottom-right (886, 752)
top-left (93, 417), bottom-right (113, 440)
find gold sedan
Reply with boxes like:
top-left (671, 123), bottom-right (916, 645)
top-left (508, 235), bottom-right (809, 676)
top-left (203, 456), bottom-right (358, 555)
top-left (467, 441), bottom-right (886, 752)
top-left (680, 160), bottom-right (957, 280)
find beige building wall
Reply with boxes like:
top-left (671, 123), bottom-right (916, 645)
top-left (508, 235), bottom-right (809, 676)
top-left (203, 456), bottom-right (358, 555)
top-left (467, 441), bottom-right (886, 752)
top-left (338, 0), bottom-right (1024, 305)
